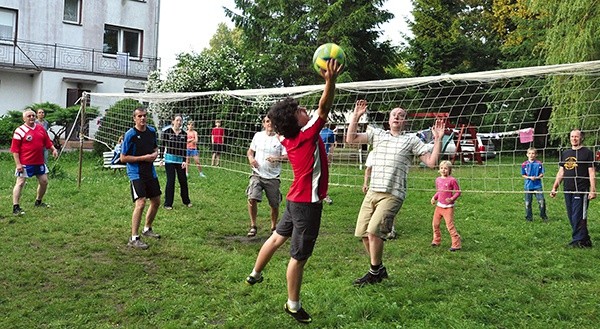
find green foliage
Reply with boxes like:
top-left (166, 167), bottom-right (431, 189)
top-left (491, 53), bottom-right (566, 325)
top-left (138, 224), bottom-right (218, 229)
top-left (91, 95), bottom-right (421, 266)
top-left (93, 98), bottom-right (145, 154)
top-left (0, 111), bottom-right (24, 146)
top-left (532, 0), bottom-right (600, 144)
top-left (222, 0), bottom-right (398, 86)
top-left (407, 0), bottom-right (502, 76)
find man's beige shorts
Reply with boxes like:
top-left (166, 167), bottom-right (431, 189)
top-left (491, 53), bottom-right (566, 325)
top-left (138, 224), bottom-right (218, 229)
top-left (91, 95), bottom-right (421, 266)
top-left (354, 190), bottom-right (403, 239)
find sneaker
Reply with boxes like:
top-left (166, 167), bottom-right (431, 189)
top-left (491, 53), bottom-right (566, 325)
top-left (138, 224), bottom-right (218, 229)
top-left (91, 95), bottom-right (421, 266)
top-left (199, 172), bottom-right (206, 178)
top-left (34, 201), bottom-right (50, 208)
top-left (12, 205), bottom-right (25, 216)
top-left (385, 227), bottom-right (397, 240)
top-left (449, 247), bottom-right (461, 252)
top-left (245, 274), bottom-right (263, 285)
top-left (127, 237), bottom-right (149, 250)
top-left (284, 303), bottom-right (312, 324)
top-left (431, 243), bottom-right (440, 247)
top-left (324, 195), bottom-right (333, 205)
top-left (142, 228), bottom-right (161, 239)
top-left (353, 267), bottom-right (388, 286)
top-left (185, 203), bottom-right (193, 208)
top-left (163, 206), bottom-right (173, 210)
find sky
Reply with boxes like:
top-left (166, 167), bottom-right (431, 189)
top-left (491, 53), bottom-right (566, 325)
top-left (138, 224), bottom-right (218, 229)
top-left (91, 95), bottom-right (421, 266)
top-left (157, 0), bottom-right (413, 74)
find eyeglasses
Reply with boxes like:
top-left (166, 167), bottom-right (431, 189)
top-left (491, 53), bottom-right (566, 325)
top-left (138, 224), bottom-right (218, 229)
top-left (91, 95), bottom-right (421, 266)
top-left (26, 114), bottom-right (35, 117)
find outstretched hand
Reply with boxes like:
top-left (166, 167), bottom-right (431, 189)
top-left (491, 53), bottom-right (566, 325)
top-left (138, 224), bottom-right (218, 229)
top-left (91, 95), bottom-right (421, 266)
top-left (431, 118), bottom-right (445, 141)
top-left (319, 59), bottom-right (343, 81)
top-left (353, 99), bottom-right (368, 118)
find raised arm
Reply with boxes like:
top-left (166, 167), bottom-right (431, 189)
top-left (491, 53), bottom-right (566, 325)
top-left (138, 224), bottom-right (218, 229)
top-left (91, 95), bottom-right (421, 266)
top-left (419, 118), bottom-right (445, 168)
top-left (346, 99), bottom-right (368, 145)
top-left (317, 59), bottom-right (343, 122)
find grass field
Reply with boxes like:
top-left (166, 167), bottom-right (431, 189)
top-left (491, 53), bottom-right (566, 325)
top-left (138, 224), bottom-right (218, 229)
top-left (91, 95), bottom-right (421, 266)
top-left (1, 151), bottom-right (599, 328)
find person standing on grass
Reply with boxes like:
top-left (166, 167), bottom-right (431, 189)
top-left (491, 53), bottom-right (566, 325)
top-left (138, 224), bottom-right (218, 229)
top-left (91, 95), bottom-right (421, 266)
top-left (362, 151), bottom-right (397, 239)
top-left (346, 100), bottom-right (444, 286)
top-left (186, 121), bottom-right (206, 178)
top-left (430, 160), bottom-right (462, 251)
top-left (11, 108), bottom-right (58, 216)
top-left (521, 147), bottom-right (548, 222)
top-left (244, 58), bottom-right (342, 324)
top-left (550, 129), bottom-right (596, 248)
top-left (120, 107), bottom-right (162, 250)
top-left (35, 108), bottom-right (50, 163)
top-left (245, 115), bottom-right (287, 237)
top-left (162, 114), bottom-right (192, 210)
top-left (211, 119), bottom-right (225, 166)
top-left (319, 123), bottom-right (336, 204)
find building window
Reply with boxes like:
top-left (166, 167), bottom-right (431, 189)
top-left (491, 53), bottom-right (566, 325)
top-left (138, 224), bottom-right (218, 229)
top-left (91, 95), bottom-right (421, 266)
top-left (103, 25), bottom-right (142, 58)
top-left (63, 0), bottom-right (82, 24)
top-left (0, 8), bottom-right (17, 43)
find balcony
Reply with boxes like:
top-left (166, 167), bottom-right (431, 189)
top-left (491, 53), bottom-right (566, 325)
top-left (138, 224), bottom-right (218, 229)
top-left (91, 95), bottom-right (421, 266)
top-left (0, 39), bottom-right (159, 79)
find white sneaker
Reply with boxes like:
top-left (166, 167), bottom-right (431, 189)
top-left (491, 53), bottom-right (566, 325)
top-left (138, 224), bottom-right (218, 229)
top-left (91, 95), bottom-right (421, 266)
top-left (324, 195), bottom-right (333, 205)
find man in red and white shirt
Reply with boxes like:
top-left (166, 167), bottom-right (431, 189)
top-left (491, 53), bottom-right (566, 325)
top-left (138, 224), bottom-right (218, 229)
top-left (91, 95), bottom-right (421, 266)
top-left (244, 58), bottom-right (343, 324)
top-left (11, 108), bottom-right (58, 215)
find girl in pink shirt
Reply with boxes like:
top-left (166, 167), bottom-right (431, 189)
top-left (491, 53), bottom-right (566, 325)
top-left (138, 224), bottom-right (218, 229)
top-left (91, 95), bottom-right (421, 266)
top-left (430, 160), bottom-right (462, 251)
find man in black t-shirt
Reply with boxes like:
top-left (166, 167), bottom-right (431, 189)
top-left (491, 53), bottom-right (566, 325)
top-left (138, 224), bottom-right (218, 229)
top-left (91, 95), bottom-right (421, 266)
top-left (550, 129), bottom-right (597, 248)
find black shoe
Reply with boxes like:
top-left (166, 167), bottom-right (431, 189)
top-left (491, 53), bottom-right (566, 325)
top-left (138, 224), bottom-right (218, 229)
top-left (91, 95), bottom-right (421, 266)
top-left (284, 303), bottom-right (312, 324)
top-left (353, 267), bottom-right (387, 286)
top-left (569, 240), bottom-right (593, 248)
top-left (12, 205), bottom-right (24, 216)
top-left (245, 274), bottom-right (263, 285)
top-left (34, 200), bottom-right (50, 208)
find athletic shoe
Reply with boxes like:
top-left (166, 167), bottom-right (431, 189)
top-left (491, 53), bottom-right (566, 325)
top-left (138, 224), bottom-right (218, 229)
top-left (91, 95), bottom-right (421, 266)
top-left (385, 227), bottom-right (397, 240)
top-left (127, 237), bottom-right (148, 250)
top-left (449, 247), bottom-right (461, 252)
top-left (34, 201), bottom-right (50, 208)
top-left (163, 206), bottom-right (173, 210)
top-left (12, 205), bottom-right (25, 216)
top-left (245, 274), bottom-right (263, 285)
top-left (185, 203), bottom-right (193, 208)
top-left (284, 303), bottom-right (312, 324)
top-left (142, 229), bottom-right (161, 239)
top-left (199, 172), bottom-right (206, 178)
top-left (324, 195), bottom-right (333, 205)
top-left (353, 266), bottom-right (388, 286)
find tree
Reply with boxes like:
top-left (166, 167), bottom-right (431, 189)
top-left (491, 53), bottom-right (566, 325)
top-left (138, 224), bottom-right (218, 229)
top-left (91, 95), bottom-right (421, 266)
top-left (406, 0), bottom-right (502, 77)
top-left (224, 0), bottom-right (398, 86)
top-left (531, 0), bottom-right (600, 143)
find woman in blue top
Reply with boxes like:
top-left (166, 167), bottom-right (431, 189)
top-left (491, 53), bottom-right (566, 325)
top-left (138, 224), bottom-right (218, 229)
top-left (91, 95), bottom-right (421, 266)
top-left (162, 115), bottom-right (191, 209)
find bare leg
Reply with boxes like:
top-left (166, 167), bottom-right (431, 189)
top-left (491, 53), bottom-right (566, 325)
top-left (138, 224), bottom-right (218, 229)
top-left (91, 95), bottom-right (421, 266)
top-left (145, 195), bottom-right (161, 229)
top-left (35, 174), bottom-right (49, 201)
top-left (367, 233), bottom-right (384, 265)
top-left (286, 258), bottom-right (308, 302)
top-left (131, 198), bottom-right (146, 236)
top-left (248, 199), bottom-right (258, 228)
top-left (12, 177), bottom-right (26, 204)
top-left (252, 232), bottom-right (288, 273)
top-left (270, 207), bottom-right (279, 230)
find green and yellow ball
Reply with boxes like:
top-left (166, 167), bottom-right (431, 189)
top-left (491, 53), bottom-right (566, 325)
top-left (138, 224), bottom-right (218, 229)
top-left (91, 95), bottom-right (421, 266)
top-left (312, 43), bottom-right (345, 73)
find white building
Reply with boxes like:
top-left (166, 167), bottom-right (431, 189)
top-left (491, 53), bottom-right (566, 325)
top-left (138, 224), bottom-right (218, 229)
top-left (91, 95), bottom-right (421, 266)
top-left (0, 0), bottom-right (160, 115)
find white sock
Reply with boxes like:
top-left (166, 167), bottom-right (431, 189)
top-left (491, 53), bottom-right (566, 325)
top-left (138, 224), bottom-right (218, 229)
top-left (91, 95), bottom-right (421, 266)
top-left (251, 269), bottom-right (261, 278)
top-left (287, 299), bottom-right (300, 311)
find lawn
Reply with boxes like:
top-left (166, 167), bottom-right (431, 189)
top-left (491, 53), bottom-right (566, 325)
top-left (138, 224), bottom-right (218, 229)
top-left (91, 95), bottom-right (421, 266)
top-left (0, 151), bottom-right (599, 328)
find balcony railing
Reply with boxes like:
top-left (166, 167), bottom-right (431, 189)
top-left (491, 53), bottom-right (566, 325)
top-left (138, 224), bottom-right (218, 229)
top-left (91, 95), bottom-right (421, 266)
top-left (0, 39), bottom-right (159, 79)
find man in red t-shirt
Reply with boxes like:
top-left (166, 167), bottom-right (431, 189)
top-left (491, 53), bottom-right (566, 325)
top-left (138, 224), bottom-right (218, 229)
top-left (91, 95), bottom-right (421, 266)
top-left (211, 120), bottom-right (225, 166)
top-left (11, 108), bottom-right (58, 215)
top-left (244, 58), bottom-right (343, 324)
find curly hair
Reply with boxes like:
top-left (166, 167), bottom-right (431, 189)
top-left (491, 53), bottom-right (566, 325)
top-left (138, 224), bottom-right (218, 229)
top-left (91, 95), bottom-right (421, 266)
top-left (267, 97), bottom-right (301, 139)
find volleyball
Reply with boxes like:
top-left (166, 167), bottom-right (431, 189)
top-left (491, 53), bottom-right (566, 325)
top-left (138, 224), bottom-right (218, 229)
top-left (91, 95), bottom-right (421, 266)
top-left (312, 43), bottom-right (345, 73)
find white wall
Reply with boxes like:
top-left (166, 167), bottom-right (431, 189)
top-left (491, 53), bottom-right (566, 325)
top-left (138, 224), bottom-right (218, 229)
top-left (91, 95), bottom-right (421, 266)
top-left (0, 71), bottom-right (33, 112)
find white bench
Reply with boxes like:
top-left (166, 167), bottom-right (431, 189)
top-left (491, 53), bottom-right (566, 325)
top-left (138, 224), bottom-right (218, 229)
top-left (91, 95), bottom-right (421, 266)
top-left (102, 151), bottom-right (162, 171)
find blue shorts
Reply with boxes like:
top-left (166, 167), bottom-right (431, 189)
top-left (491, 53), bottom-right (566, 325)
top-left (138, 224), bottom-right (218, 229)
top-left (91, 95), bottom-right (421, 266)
top-left (15, 164), bottom-right (48, 178)
top-left (187, 149), bottom-right (199, 157)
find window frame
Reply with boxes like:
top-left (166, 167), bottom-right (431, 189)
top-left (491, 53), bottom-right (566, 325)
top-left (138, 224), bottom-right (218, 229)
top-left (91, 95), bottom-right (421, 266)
top-left (63, 0), bottom-right (82, 25)
top-left (102, 24), bottom-right (143, 60)
top-left (0, 7), bottom-right (17, 45)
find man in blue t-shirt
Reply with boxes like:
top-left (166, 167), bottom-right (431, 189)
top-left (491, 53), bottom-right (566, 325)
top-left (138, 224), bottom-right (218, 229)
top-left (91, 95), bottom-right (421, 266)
top-left (120, 107), bottom-right (162, 250)
top-left (521, 147), bottom-right (548, 222)
top-left (550, 129), bottom-right (597, 248)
